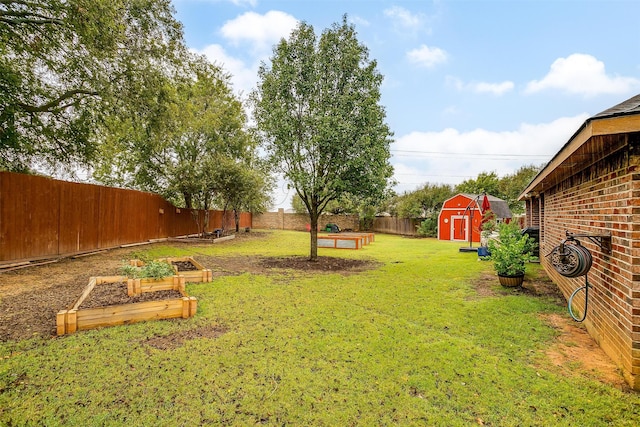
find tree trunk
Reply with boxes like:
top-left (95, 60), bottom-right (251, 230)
top-left (183, 192), bottom-right (193, 209)
top-left (202, 210), bottom-right (209, 238)
top-left (234, 210), bottom-right (240, 233)
top-left (191, 210), bottom-right (201, 238)
top-left (309, 213), bottom-right (319, 261)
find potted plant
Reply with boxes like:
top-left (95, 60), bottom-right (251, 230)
top-left (487, 222), bottom-right (537, 287)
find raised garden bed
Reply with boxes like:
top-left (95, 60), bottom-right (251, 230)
top-left (328, 232), bottom-right (375, 246)
top-left (56, 275), bottom-right (197, 336)
top-left (168, 234), bottom-right (236, 244)
top-left (130, 257), bottom-right (212, 283)
top-left (317, 235), bottom-right (364, 250)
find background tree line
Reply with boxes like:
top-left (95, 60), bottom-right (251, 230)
top-left (382, 165), bottom-right (542, 237)
top-left (290, 165), bottom-right (541, 237)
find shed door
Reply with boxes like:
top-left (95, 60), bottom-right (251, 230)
top-left (451, 216), bottom-right (467, 241)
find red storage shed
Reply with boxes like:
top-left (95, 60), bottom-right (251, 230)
top-left (438, 193), bottom-right (512, 242)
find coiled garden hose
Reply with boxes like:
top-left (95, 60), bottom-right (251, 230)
top-left (548, 239), bottom-right (593, 322)
top-left (567, 275), bottom-right (590, 322)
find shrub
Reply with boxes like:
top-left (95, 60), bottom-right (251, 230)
top-left (416, 214), bottom-right (438, 237)
top-left (487, 222), bottom-right (536, 276)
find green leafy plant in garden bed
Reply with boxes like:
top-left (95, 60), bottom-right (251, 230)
top-left (1, 231), bottom-right (639, 426)
top-left (120, 260), bottom-right (176, 279)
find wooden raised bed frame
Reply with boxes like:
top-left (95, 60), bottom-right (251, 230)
top-left (56, 275), bottom-right (197, 336)
top-left (317, 233), bottom-right (375, 250)
top-left (130, 256), bottom-right (213, 283)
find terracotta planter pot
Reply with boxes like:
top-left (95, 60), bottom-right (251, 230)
top-left (498, 273), bottom-right (524, 287)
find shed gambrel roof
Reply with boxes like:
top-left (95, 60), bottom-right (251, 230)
top-left (519, 93), bottom-right (640, 199)
top-left (456, 193), bottom-right (512, 219)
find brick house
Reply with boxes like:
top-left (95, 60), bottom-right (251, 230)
top-left (519, 93), bottom-right (640, 390)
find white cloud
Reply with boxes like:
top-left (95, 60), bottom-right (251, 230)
top-left (220, 11), bottom-right (298, 53)
top-left (473, 81), bottom-right (514, 96)
top-left (384, 6), bottom-right (424, 32)
top-left (391, 114), bottom-right (589, 193)
top-left (350, 15), bottom-right (370, 27)
top-left (195, 44), bottom-right (257, 95)
top-left (525, 53), bottom-right (640, 97)
top-left (194, 11), bottom-right (299, 96)
top-left (447, 76), bottom-right (514, 95)
top-left (407, 44), bottom-right (448, 68)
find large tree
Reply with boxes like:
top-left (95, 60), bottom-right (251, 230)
top-left (94, 56), bottom-right (253, 204)
top-left (94, 54), bottom-right (265, 234)
top-left (0, 0), bottom-right (186, 172)
top-left (251, 16), bottom-right (394, 260)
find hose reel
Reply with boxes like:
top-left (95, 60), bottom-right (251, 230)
top-left (549, 240), bottom-right (592, 278)
top-left (547, 231), bottom-right (610, 322)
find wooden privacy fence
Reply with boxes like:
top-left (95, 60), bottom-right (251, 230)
top-left (0, 172), bottom-right (251, 262)
top-left (372, 216), bottom-right (420, 236)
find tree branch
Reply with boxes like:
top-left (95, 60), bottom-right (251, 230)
top-left (0, 16), bottom-right (63, 25)
top-left (17, 89), bottom-right (99, 113)
top-left (0, 7), bottom-right (64, 26)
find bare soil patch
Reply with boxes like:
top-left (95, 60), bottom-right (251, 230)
top-left (471, 265), bottom-right (565, 301)
top-left (79, 282), bottom-right (183, 309)
top-left (260, 255), bottom-right (376, 273)
top-left (142, 325), bottom-right (228, 350)
top-left (172, 260), bottom-right (198, 271)
top-left (542, 313), bottom-right (629, 391)
top-left (192, 254), bottom-right (379, 278)
top-left (0, 235), bottom-right (376, 341)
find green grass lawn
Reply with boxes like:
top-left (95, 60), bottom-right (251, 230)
top-left (1, 231), bottom-right (638, 426)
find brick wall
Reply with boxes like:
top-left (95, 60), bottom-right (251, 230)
top-left (253, 209), bottom-right (359, 232)
top-left (534, 145), bottom-right (640, 389)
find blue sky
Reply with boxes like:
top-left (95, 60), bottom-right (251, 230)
top-left (172, 0), bottom-right (640, 208)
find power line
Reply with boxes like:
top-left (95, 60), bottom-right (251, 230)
top-left (394, 173), bottom-right (474, 178)
top-left (390, 149), bottom-right (551, 160)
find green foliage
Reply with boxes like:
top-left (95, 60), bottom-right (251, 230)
top-left (92, 54), bottom-right (270, 236)
top-left (120, 260), bottom-right (175, 279)
top-left (487, 222), bottom-right (537, 276)
top-left (453, 166), bottom-right (543, 215)
top-left (1, 0), bottom-right (187, 173)
top-left (95, 56), bottom-right (256, 206)
top-left (395, 183), bottom-right (453, 219)
top-left (212, 158), bottom-right (274, 231)
top-left (251, 15), bottom-right (394, 259)
top-left (498, 164), bottom-right (543, 214)
top-left (416, 214), bottom-right (438, 237)
top-left (454, 171), bottom-right (500, 197)
top-left (481, 211), bottom-right (498, 235)
top-left (291, 193), bottom-right (357, 215)
top-left (2, 232), bottom-right (639, 425)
